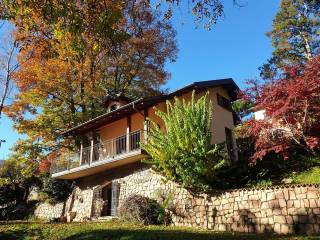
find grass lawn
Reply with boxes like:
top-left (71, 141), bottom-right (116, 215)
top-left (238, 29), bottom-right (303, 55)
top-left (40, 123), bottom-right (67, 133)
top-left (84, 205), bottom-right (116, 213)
top-left (291, 167), bottom-right (320, 184)
top-left (0, 221), bottom-right (319, 240)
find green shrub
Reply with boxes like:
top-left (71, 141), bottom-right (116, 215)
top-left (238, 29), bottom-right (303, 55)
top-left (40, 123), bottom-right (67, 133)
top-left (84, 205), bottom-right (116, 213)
top-left (246, 179), bottom-right (273, 188)
top-left (119, 194), bottom-right (166, 225)
top-left (0, 184), bottom-right (16, 206)
top-left (143, 91), bottom-right (228, 191)
top-left (40, 172), bottom-right (74, 203)
top-left (0, 200), bottom-right (38, 221)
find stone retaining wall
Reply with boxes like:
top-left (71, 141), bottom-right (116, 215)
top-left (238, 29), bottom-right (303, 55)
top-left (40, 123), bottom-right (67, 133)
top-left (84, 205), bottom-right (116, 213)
top-left (35, 167), bottom-right (320, 234)
top-left (34, 187), bottom-right (94, 221)
top-left (34, 202), bottom-right (65, 220)
top-left (116, 168), bottom-right (320, 234)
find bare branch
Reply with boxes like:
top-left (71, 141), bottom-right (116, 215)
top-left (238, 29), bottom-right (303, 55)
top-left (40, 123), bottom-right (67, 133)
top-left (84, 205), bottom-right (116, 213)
top-left (0, 32), bottom-right (19, 119)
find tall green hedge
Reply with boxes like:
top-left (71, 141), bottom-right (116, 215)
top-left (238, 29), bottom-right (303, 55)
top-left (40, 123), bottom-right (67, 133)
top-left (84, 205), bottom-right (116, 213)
top-left (143, 91), bottom-right (228, 191)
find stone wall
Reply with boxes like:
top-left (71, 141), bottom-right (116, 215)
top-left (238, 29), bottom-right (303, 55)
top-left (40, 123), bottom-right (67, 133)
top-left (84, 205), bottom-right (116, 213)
top-left (33, 162), bottom-right (145, 221)
top-left (34, 202), bottom-right (65, 220)
top-left (34, 165), bottom-right (320, 234)
top-left (116, 168), bottom-right (320, 234)
top-left (34, 187), bottom-right (94, 221)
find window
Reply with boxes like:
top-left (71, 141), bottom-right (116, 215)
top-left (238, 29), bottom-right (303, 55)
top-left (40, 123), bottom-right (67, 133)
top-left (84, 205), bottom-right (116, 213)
top-left (110, 104), bottom-right (118, 112)
top-left (217, 94), bottom-right (231, 111)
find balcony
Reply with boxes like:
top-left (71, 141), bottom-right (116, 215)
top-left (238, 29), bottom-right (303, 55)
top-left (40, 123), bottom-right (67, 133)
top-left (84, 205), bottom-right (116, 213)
top-left (51, 130), bottom-right (146, 179)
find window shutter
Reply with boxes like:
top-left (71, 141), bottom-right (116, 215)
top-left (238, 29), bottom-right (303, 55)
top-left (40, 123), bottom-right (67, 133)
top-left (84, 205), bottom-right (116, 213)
top-left (91, 186), bottom-right (102, 218)
top-left (110, 181), bottom-right (120, 216)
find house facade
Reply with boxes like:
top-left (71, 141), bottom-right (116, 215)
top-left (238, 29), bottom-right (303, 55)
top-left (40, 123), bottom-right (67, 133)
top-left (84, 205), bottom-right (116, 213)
top-left (49, 79), bottom-right (239, 220)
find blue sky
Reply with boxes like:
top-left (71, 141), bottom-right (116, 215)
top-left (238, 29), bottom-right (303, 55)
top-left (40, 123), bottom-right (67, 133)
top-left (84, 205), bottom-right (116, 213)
top-left (0, 1), bottom-right (279, 159)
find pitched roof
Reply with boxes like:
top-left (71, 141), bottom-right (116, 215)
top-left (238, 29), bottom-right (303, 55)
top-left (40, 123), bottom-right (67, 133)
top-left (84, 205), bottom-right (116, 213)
top-left (62, 78), bottom-right (239, 136)
top-left (169, 78), bottom-right (239, 100)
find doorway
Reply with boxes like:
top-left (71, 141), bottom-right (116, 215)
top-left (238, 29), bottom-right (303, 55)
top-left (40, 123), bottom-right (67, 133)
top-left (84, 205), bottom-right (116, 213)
top-left (99, 181), bottom-right (120, 216)
top-left (101, 185), bottom-right (112, 216)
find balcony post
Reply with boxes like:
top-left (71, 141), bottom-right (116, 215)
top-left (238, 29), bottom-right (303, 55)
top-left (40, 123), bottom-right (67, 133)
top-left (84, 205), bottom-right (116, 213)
top-left (126, 116), bottom-right (131, 153)
top-left (90, 139), bottom-right (94, 165)
top-left (79, 143), bottom-right (83, 166)
top-left (143, 108), bottom-right (149, 142)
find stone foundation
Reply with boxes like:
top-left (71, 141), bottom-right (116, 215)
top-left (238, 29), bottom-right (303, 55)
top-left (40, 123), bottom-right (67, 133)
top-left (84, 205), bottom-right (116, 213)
top-left (116, 168), bottom-right (320, 234)
top-left (34, 202), bottom-right (65, 220)
top-left (34, 187), bottom-right (94, 221)
top-left (35, 166), bottom-right (320, 234)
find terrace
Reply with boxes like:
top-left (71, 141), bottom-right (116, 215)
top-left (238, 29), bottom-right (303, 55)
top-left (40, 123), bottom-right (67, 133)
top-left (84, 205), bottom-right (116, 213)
top-left (51, 130), bottom-right (146, 179)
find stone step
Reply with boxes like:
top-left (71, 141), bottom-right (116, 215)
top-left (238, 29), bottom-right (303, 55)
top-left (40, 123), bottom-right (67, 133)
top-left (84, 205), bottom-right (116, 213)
top-left (91, 216), bottom-right (119, 222)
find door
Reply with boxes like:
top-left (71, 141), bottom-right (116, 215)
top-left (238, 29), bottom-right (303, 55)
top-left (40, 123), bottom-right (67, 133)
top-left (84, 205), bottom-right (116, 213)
top-left (100, 181), bottom-right (120, 216)
top-left (101, 185), bottom-right (112, 216)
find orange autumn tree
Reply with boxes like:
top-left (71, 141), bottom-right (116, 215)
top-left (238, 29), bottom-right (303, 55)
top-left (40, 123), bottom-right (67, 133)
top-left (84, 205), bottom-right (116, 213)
top-left (1, 1), bottom-right (177, 170)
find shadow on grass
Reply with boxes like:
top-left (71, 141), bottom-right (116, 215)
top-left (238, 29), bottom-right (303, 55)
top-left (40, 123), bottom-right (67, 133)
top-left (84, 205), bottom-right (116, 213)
top-left (0, 227), bottom-right (46, 240)
top-left (63, 229), bottom-right (255, 240)
top-left (63, 229), bottom-right (320, 240)
top-left (1, 224), bottom-right (320, 240)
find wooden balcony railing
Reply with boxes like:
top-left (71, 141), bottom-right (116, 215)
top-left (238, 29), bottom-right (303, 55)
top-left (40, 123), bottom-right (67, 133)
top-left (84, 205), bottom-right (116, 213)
top-left (51, 130), bottom-right (144, 175)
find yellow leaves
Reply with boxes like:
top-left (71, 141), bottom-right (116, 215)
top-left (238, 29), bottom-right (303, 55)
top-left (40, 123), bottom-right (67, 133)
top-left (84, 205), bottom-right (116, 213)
top-left (4, 0), bottom-right (177, 155)
top-left (93, 42), bottom-right (99, 52)
top-left (53, 25), bottom-right (64, 40)
top-left (0, 178), bottom-right (10, 186)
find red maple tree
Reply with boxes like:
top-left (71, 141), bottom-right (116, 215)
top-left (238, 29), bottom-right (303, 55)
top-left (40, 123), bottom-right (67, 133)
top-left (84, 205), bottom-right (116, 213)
top-left (244, 55), bottom-right (320, 161)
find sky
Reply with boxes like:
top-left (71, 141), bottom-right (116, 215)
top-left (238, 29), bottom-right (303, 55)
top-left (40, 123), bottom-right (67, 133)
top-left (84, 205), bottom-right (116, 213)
top-left (0, 1), bottom-right (280, 159)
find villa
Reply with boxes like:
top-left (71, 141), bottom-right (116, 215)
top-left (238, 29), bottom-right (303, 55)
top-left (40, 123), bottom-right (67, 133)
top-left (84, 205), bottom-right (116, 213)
top-left (49, 78), bottom-right (239, 220)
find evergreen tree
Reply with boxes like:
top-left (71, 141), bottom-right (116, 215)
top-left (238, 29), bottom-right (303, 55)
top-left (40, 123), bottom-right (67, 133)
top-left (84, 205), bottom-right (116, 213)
top-left (260, 0), bottom-right (320, 79)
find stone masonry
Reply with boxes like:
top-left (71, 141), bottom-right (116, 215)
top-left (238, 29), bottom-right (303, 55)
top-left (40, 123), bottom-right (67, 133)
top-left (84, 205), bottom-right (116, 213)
top-left (35, 167), bottom-right (320, 234)
top-left (34, 187), bottom-right (94, 221)
top-left (116, 168), bottom-right (320, 234)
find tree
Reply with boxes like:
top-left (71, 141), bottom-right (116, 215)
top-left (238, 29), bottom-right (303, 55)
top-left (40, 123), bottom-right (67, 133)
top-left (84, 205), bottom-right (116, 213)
top-left (143, 91), bottom-right (228, 191)
top-left (232, 98), bottom-right (254, 121)
top-left (0, 156), bottom-right (39, 206)
top-left (40, 172), bottom-right (74, 203)
top-left (0, 27), bottom-right (19, 118)
top-left (1, 1), bottom-right (177, 159)
top-left (1, 0), bottom-right (242, 30)
top-left (260, 0), bottom-right (320, 79)
top-left (245, 55), bottom-right (320, 161)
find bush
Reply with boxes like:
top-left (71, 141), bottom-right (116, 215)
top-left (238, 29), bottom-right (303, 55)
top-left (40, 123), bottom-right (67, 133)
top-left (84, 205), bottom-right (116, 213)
top-left (40, 172), bottom-right (74, 203)
top-left (143, 91), bottom-right (228, 191)
top-left (119, 195), bottom-right (166, 225)
top-left (0, 184), bottom-right (16, 206)
top-left (0, 201), bottom-right (38, 221)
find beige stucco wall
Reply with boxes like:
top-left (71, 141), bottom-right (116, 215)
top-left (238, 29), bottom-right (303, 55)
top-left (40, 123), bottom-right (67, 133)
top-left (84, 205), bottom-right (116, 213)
top-left (99, 118), bottom-right (127, 142)
top-left (159, 87), bottom-right (235, 144)
top-left (130, 112), bottom-right (144, 132)
top-left (208, 87), bottom-right (235, 144)
top-left (97, 87), bottom-right (234, 145)
top-left (98, 112), bottom-right (145, 143)
top-left (147, 102), bottom-right (166, 131)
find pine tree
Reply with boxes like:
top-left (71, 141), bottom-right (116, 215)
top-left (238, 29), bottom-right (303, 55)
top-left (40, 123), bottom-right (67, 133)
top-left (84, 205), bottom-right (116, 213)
top-left (260, 0), bottom-right (320, 79)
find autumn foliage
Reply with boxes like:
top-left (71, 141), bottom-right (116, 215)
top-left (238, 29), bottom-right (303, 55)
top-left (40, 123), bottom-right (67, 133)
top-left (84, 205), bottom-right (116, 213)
top-left (244, 55), bottom-right (320, 161)
top-left (1, 1), bottom-right (177, 160)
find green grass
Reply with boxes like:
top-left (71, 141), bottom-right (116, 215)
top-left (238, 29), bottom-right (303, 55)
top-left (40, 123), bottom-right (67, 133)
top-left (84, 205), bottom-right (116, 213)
top-left (0, 221), bottom-right (319, 240)
top-left (291, 167), bottom-right (320, 184)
